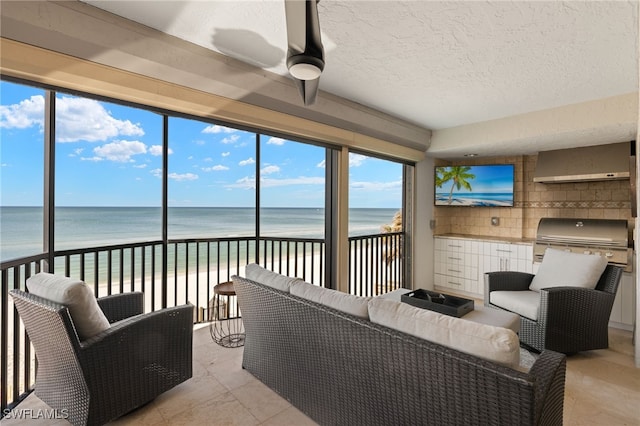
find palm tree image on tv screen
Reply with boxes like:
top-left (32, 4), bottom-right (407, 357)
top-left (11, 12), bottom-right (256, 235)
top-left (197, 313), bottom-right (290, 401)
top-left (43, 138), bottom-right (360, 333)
top-left (435, 165), bottom-right (514, 207)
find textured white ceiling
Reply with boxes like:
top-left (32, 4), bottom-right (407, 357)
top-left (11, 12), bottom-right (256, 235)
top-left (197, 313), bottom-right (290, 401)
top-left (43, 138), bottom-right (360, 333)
top-left (84, 0), bottom-right (638, 141)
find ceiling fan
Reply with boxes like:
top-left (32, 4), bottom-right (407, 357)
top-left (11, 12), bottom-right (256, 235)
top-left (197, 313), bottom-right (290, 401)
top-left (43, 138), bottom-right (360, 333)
top-left (284, 0), bottom-right (325, 106)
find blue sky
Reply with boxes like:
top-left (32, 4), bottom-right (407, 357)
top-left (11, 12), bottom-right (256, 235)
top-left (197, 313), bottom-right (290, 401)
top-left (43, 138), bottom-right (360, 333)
top-left (1, 80), bottom-right (403, 208)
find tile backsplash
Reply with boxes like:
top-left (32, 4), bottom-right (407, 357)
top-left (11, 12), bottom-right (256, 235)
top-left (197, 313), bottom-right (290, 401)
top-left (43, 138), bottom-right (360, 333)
top-left (433, 155), bottom-right (633, 240)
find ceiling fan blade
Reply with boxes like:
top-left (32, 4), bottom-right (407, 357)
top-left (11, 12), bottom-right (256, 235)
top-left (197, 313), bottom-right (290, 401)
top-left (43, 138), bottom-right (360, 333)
top-left (284, 0), bottom-right (324, 105)
top-left (293, 77), bottom-right (320, 106)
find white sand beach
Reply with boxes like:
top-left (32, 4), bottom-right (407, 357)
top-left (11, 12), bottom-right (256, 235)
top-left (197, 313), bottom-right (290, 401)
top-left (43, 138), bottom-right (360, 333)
top-left (436, 197), bottom-right (513, 207)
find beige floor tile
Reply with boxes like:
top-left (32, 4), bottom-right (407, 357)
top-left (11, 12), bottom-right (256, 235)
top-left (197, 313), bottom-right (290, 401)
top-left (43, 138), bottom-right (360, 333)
top-left (164, 392), bottom-right (260, 426)
top-left (231, 380), bottom-right (292, 422)
top-left (210, 357), bottom-right (257, 392)
top-left (110, 401), bottom-right (168, 426)
top-left (261, 406), bottom-right (319, 426)
top-left (154, 374), bottom-right (229, 420)
top-left (1, 393), bottom-right (70, 426)
top-left (6, 327), bottom-right (638, 426)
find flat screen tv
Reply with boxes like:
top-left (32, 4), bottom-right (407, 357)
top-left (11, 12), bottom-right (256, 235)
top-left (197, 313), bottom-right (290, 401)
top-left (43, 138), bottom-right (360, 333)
top-left (435, 164), bottom-right (514, 207)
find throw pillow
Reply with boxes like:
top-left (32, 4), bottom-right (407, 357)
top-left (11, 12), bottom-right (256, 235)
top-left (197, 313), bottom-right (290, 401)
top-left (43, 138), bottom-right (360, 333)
top-left (368, 297), bottom-right (520, 368)
top-left (26, 272), bottom-right (110, 341)
top-left (290, 280), bottom-right (371, 319)
top-left (244, 263), bottom-right (303, 293)
top-left (529, 248), bottom-right (608, 292)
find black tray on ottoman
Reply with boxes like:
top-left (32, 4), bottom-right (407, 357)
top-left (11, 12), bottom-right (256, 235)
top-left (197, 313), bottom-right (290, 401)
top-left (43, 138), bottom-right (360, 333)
top-left (401, 289), bottom-right (474, 317)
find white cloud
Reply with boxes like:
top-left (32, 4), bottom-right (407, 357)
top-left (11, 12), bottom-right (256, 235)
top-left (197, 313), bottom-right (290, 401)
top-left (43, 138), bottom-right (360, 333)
top-left (262, 176), bottom-right (324, 188)
top-left (202, 124), bottom-right (236, 134)
top-left (69, 148), bottom-right (84, 157)
top-left (350, 180), bottom-right (402, 191)
top-left (227, 175), bottom-right (324, 189)
top-left (317, 156), bottom-right (365, 168)
top-left (57, 97), bottom-right (144, 142)
top-left (222, 152), bottom-right (230, 157)
top-left (239, 157), bottom-right (255, 166)
top-left (266, 137), bottom-right (285, 145)
top-left (228, 176), bottom-right (256, 189)
top-left (134, 164), bottom-right (148, 169)
top-left (80, 156), bottom-right (103, 162)
top-left (349, 153), bottom-right (367, 167)
top-left (0, 95), bottom-right (146, 143)
top-left (149, 145), bottom-right (172, 156)
top-left (0, 95), bottom-right (44, 129)
top-left (261, 165), bottom-right (280, 175)
top-left (150, 169), bottom-right (198, 181)
top-left (202, 165), bottom-right (229, 172)
top-left (168, 172), bottom-right (198, 181)
top-left (221, 134), bottom-right (240, 144)
top-left (93, 140), bottom-right (147, 162)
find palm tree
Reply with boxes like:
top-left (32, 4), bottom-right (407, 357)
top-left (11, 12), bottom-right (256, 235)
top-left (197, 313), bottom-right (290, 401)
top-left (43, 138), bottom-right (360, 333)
top-left (439, 166), bottom-right (475, 204)
top-left (381, 210), bottom-right (402, 265)
top-left (381, 210), bottom-right (402, 233)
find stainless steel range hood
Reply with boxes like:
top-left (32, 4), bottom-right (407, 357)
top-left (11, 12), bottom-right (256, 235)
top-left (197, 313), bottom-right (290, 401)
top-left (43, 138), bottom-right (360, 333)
top-left (533, 142), bottom-right (630, 183)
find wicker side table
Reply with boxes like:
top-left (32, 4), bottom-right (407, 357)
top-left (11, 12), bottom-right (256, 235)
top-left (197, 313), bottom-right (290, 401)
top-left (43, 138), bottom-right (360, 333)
top-left (209, 281), bottom-right (245, 348)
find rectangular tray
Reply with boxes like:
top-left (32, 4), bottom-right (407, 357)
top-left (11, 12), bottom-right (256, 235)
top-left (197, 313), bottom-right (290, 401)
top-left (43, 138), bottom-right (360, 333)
top-left (401, 289), bottom-right (474, 318)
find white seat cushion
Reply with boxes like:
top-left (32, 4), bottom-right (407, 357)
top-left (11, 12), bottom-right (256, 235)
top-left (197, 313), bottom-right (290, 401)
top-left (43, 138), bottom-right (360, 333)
top-left (368, 298), bottom-right (520, 368)
top-left (463, 305), bottom-right (520, 333)
top-left (529, 248), bottom-right (608, 292)
top-left (245, 263), bottom-right (303, 293)
top-left (490, 290), bottom-right (540, 321)
top-left (290, 280), bottom-right (371, 319)
top-left (26, 272), bottom-right (110, 341)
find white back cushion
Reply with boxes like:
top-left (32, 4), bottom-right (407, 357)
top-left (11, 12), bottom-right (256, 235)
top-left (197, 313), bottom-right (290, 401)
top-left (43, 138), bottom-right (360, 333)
top-left (368, 298), bottom-right (520, 368)
top-left (245, 263), bottom-right (303, 293)
top-left (529, 248), bottom-right (608, 292)
top-left (26, 273), bottom-right (110, 341)
top-left (290, 280), bottom-right (371, 319)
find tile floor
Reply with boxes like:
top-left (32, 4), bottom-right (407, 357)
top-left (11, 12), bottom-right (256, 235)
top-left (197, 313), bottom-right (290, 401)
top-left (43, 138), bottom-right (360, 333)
top-left (2, 326), bottom-right (639, 425)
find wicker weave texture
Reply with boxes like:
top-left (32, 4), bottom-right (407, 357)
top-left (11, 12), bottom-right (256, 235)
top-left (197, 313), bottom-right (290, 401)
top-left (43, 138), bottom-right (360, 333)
top-left (233, 276), bottom-right (566, 426)
top-left (485, 265), bottom-right (623, 353)
top-left (10, 290), bottom-right (193, 426)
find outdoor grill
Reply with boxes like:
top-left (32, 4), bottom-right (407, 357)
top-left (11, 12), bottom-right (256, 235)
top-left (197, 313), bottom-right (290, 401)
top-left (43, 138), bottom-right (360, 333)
top-left (534, 218), bottom-right (631, 272)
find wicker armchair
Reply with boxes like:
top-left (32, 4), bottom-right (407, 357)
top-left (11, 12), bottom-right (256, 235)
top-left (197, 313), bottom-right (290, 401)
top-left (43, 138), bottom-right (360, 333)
top-left (10, 290), bottom-right (193, 426)
top-left (484, 265), bottom-right (623, 354)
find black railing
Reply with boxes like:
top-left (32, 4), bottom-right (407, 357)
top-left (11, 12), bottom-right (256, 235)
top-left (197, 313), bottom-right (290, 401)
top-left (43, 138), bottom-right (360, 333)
top-left (349, 232), bottom-right (404, 296)
top-left (0, 232), bottom-right (402, 414)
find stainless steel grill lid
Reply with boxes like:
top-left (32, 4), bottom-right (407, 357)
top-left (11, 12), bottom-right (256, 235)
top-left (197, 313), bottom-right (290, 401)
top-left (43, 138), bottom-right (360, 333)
top-left (534, 218), bottom-right (630, 270)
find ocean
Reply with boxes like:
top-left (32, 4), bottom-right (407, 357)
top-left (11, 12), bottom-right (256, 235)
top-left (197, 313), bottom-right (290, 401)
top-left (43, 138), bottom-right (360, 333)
top-left (0, 207), bottom-right (400, 262)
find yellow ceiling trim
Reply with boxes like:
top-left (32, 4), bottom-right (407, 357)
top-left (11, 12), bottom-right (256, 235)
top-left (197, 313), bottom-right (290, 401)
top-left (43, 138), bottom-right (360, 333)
top-left (0, 38), bottom-right (425, 162)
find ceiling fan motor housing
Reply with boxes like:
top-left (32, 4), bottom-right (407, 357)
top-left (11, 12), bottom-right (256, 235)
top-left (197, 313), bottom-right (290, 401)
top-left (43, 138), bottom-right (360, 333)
top-left (287, 53), bottom-right (324, 80)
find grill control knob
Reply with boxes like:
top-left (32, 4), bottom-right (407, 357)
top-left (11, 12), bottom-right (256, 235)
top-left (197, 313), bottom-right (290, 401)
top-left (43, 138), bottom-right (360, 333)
top-left (605, 252), bottom-right (614, 258)
top-left (583, 250), bottom-right (592, 255)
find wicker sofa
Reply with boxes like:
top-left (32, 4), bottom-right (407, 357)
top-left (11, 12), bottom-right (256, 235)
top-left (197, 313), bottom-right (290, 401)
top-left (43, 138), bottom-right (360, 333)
top-left (233, 266), bottom-right (567, 426)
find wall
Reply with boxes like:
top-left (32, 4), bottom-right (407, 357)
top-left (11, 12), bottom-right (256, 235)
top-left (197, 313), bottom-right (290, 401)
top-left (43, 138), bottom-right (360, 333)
top-left (413, 157), bottom-right (436, 290)
top-left (521, 155), bottom-right (633, 239)
top-left (433, 154), bottom-right (633, 240)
